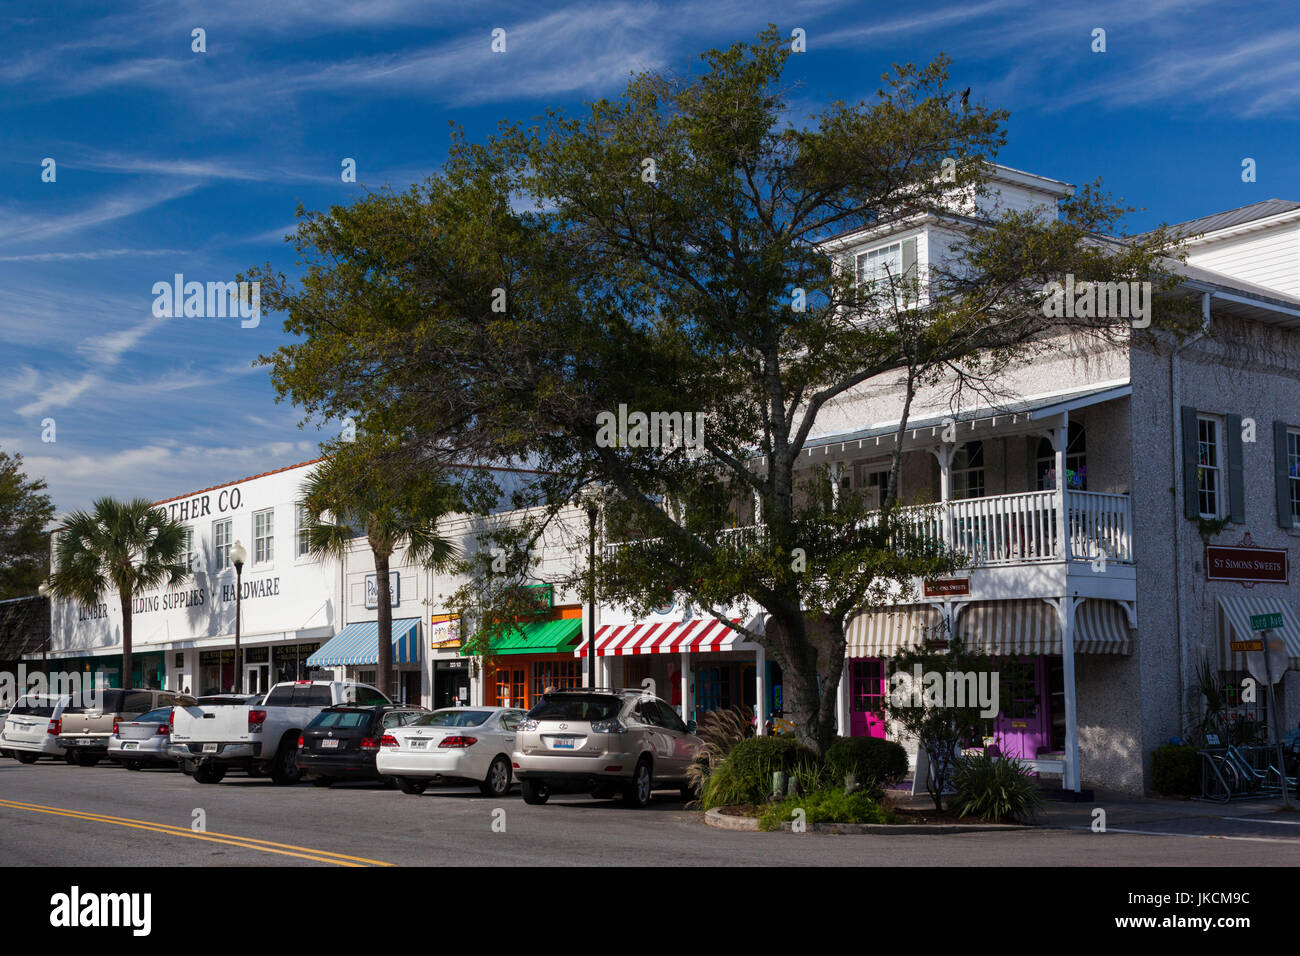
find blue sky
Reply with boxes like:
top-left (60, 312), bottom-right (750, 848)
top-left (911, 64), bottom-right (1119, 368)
top-left (2, 0), bottom-right (1297, 514)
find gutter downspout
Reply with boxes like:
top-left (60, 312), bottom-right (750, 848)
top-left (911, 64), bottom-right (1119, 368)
top-left (1169, 292), bottom-right (1211, 739)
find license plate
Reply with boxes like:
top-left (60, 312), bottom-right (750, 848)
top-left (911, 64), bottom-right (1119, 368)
top-left (408, 739), bottom-right (427, 749)
top-left (123, 742), bottom-right (139, 751)
top-left (552, 738), bottom-right (575, 749)
top-left (320, 739), bottom-right (339, 749)
top-left (202, 743), bottom-right (218, 753)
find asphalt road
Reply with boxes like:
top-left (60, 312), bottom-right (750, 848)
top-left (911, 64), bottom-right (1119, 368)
top-left (2, 758), bottom-right (1299, 867)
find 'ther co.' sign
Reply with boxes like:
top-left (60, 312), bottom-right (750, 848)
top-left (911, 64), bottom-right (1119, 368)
top-left (1205, 545), bottom-right (1289, 584)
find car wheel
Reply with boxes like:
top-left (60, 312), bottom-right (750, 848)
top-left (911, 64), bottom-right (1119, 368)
top-left (193, 763), bottom-right (226, 784)
top-left (311, 775), bottom-right (333, 788)
top-left (396, 777), bottom-right (427, 795)
top-left (123, 760), bottom-right (144, 772)
top-left (380, 776), bottom-right (398, 789)
top-left (520, 778), bottom-right (549, 805)
top-left (245, 764), bottom-right (265, 778)
top-left (268, 739), bottom-right (302, 785)
top-left (480, 755), bottom-right (511, 798)
top-left (73, 752), bottom-right (101, 767)
top-left (623, 757), bottom-right (652, 808)
top-left (64, 751), bottom-right (77, 765)
top-left (15, 752), bottom-right (39, 764)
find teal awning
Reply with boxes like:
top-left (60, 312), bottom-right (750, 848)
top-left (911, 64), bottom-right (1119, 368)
top-left (307, 618), bottom-right (422, 668)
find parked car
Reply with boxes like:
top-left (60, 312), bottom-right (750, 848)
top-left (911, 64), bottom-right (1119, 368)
top-left (2, 694), bottom-right (74, 762)
top-left (297, 705), bottom-right (428, 787)
top-left (57, 688), bottom-right (187, 766)
top-left (170, 680), bottom-right (391, 784)
top-left (512, 689), bottom-right (699, 807)
top-left (378, 706), bottom-right (526, 797)
top-left (107, 706), bottom-right (177, 770)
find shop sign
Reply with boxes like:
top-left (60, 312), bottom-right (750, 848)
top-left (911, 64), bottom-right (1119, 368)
top-left (1205, 545), bottom-right (1288, 584)
top-left (923, 578), bottom-right (970, 598)
top-left (430, 614), bottom-right (461, 649)
top-left (365, 572), bottom-right (400, 609)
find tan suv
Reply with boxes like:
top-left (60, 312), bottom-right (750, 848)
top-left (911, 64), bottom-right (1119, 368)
top-left (512, 689), bottom-right (700, 807)
top-left (60, 688), bottom-right (185, 766)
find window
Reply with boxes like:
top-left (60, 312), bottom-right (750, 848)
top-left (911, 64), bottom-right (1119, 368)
top-left (951, 441), bottom-right (985, 500)
top-left (532, 659), bottom-right (581, 698)
top-left (213, 519), bottom-right (232, 570)
top-left (856, 242), bottom-right (902, 290)
top-left (1197, 416), bottom-right (1223, 518)
top-left (654, 700), bottom-right (688, 732)
top-left (853, 461), bottom-right (891, 509)
top-left (1036, 423), bottom-right (1087, 491)
top-left (295, 503), bottom-right (311, 558)
top-left (1289, 430), bottom-right (1300, 527)
top-left (253, 509), bottom-right (274, 564)
top-left (181, 527), bottom-right (198, 571)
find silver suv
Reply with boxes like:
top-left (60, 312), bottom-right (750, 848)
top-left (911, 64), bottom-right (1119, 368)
top-left (512, 689), bottom-right (700, 807)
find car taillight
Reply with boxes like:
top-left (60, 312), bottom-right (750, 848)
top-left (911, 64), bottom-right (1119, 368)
top-left (360, 737), bottom-right (380, 751)
top-left (297, 734), bottom-right (304, 748)
top-left (168, 709), bottom-right (175, 729)
top-left (156, 723), bottom-right (170, 736)
top-left (248, 709), bottom-right (267, 733)
top-left (47, 719), bottom-right (61, 735)
top-left (380, 734), bottom-right (399, 748)
top-left (590, 719), bottom-right (625, 734)
top-left (438, 736), bottom-right (477, 748)
top-left (112, 721), bottom-right (119, 735)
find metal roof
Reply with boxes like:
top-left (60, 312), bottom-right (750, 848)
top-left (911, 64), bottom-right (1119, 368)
top-left (1152, 199), bottom-right (1300, 241)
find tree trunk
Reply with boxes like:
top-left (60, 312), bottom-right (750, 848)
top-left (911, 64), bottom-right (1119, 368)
top-left (769, 612), bottom-right (844, 756)
top-left (375, 551), bottom-right (394, 700)
top-left (120, 591), bottom-right (133, 690)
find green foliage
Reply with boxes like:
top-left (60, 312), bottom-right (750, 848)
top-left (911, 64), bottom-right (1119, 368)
top-left (0, 449), bottom-right (55, 600)
top-left (824, 735), bottom-right (909, 789)
top-left (948, 751), bottom-right (1043, 823)
top-left (684, 705), bottom-right (753, 799)
top-left (700, 736), bottom-right (817, 809)
top-left (1151, 744), bottom-right (1200, 797)
top-left (758, 789), bottom-right (896, 830)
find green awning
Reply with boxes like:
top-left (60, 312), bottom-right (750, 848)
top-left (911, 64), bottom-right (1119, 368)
top-left (462, 618), bottom-right (583, 656)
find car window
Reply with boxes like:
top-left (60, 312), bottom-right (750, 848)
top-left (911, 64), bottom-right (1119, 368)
top-left (345, 685), bottom-right (390, 706)
top-left (263, 686), bottom-right (296, 706)
top-left (499, 710), bottom-right (525, 732)
top-left (10, 698), bottom-right (56, 717)
top-left (526, 695), bottom-right (622, 722)
top-left (382, 711), bottom-right (416, 728)
top-left (123, 691), bottom-right (155, 715)
top-left (135, 708), bottom-right (173, 723)
top-left (409, 710), bottom-right (493, 728)
top-left (308, 710), bottom-right (371, 729)
top-left (654, 701), bottom-right (688, 733)
top-left (631, 700), bottom-right (661, 726)
top-left (66, 689), bottom-right (123, 714)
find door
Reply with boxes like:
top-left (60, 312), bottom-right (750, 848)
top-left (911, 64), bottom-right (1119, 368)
top-left (245, 664), bottom-right (270, 695)
top-left (993, 657), bottom-right (1050, 759)
top-left (849, 659), bottom-right (886, 738)
top-left (495, 668), bottom-right (525, 709)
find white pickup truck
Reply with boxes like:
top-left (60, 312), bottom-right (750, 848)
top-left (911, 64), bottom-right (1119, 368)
top-left (170, 680), bottom-right (390, 784)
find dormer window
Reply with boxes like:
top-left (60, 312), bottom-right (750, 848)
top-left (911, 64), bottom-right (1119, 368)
top-left (854, 236), bottom-right (918, 308)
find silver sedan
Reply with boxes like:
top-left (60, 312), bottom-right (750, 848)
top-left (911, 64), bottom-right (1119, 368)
top-left (107, 706), bottom-right (176, 770)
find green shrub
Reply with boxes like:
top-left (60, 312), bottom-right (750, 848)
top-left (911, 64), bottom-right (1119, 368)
top-left (700, 736), bottom-right (818, 810)
top-left (948, 752), bottom-right (1043, 823)
top-left (824, 736), bottom-right (909, 789)
top-left (758, 789), bottom-right (896, 830)
top-left (1152, 743), bottom-right (1199, 797)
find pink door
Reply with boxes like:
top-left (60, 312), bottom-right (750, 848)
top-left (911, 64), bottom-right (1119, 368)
top-left (992, 656), bottom-right (1050, 759)
top-left (849, 659), bottom-right (886, 738)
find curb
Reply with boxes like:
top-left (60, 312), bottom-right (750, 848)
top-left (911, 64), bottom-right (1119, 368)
top-left (702, 807), bottom-right (1031, 834)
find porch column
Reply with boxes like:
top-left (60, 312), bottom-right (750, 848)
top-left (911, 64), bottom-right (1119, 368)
top-left (755, 645), bottom-right (767, 736)
top-left (1053, 416), bottom-right (1070, 560)
top-left (931, 445), bottom-right (956, 549)
top-left (1051, 595), bottom-right (1083, 792)
top-left (830, 461), bottom-right (844, 510)
top-left (680, 651), bottom-right (691, 723)
top-left (836, 652), bottom-right (849, 738)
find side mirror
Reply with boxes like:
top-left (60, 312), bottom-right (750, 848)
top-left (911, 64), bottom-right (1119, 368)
top-left (686, 720), bottom-right (697, 734)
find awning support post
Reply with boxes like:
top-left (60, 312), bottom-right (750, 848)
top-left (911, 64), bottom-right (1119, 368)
top-left (1050, 595), bottom-right (1083, 792)
top-left (680, 652), bottom-right (691, 724)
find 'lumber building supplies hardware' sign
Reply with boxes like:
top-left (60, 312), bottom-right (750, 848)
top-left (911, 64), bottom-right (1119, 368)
top-left (1205, 545), bottom-right (1289, 584)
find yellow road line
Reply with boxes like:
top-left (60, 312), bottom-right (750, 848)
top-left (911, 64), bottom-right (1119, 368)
top-left (0, 798), bottom-right (395, 866)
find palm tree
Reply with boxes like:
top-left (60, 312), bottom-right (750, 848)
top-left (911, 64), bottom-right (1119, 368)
top-left (47, 497), bottom-right (189, 688)
top-left (301, 444), bottom-right (460, 699)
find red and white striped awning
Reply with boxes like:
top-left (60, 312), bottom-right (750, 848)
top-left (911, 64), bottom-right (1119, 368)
top-left (575, 618), bottom-right (748, 658)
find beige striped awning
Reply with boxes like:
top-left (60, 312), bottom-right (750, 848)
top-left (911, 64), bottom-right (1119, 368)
top-left (957, 600), bottom-right (1060, 655)
top-left (846, 604), bottom-right (941, 656)
top-left (1075, 600), bottom-right (1132, 655)
top-left (1219, 595), bottom-right (1300, 672)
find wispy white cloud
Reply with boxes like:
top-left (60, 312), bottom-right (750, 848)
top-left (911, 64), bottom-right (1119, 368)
top-left (0, 248), bottom-right (187, 262)
top-left (0, 182), bottom-right (200, 247)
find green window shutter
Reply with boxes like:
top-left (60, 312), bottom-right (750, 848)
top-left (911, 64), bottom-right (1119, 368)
top-left (901, 237), bottom-right (917, 302)
top-left (1276, 421), bottom-right (1294, 529)
top-left (1181, 406), bottom-right (1200, 520)
top-left (1226, 413), bottom-right (1245, 522)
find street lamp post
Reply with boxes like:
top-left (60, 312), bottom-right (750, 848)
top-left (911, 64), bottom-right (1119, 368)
top-left (231, 540), bottom-right (247, 694)
top-left (36, 581), bottom-right (50, 672)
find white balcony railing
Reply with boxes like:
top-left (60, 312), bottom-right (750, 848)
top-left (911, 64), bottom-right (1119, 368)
top-left (604, 490), bottom-right (1133, 568)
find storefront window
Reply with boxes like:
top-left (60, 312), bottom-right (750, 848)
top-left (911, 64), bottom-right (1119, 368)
top-left (532, 659), bottom-right (580, 697)
top-left (951, 442), bottom-right (985, 499)
top-left (1036, 423), bottom-right (1087, 491)
top-left (495, 667), bottom-right (526, 708)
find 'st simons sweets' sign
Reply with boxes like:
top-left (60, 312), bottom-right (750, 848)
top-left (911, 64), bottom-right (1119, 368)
top-left (1205, 545), bottom-right (1289, 584)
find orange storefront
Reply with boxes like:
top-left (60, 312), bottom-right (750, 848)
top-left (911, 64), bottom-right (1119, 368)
top-left (478, 605), bottom-right (585, 711)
